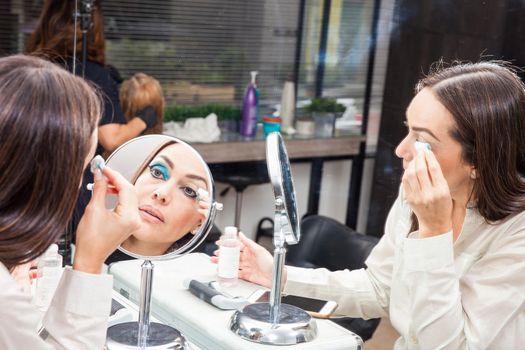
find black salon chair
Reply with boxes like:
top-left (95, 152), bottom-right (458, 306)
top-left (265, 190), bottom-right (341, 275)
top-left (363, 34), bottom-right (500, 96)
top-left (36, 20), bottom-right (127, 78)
top-left (286, 215), bottom-right (381, 341)
top-left (193, 223), bottom-right (222, 256)
top-left (209, 161), bottom-right (270, 228)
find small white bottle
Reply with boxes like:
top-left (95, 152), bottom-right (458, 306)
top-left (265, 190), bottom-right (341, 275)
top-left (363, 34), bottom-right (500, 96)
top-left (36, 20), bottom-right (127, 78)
top-left (33, 244), bottom-right (63, 311)
top-left (217, 226), bottom-right (240, 286)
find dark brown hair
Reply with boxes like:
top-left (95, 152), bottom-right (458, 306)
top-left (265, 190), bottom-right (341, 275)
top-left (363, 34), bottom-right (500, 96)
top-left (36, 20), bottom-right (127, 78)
top-left (414, 61), bottom-right (525, 224)
top-left (120, 73), bottom-right (165, 135)
top-left (26, 0), bottom-right (105, 65)
top-left (0, 55), bottom-right (100, 270)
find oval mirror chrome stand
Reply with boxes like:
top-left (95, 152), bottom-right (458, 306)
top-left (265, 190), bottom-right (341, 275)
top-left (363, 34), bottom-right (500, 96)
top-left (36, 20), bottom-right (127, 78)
top-left (229, 132), bottom-right (318, 345)
top-left (105, 135), bottom-right (220, 350)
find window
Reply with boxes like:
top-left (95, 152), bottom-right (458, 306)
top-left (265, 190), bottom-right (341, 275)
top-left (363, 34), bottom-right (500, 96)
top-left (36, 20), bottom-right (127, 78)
top-left (3, 0), bottom-right (381, 115)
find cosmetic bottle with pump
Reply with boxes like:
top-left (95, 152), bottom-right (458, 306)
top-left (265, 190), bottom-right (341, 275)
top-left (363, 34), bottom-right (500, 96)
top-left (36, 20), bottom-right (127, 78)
top-left (240, 71), bottom-right (259, 137)
top-left (33, 243), bottom-right (63, 311)
top-left (217, 226), bottom-right (240, 286)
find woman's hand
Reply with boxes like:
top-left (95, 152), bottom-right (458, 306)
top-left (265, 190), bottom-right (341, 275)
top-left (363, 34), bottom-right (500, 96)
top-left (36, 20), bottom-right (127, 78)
top-left (73, 167), bottom-right (140, 274)
top-left (197, 189), bottom-right (210, 218)
top-left (402, 149), bottom-right (453, 238)
top-left (11, 260), bottom-right (38, 289)
top-left (211, 232), bottom-right (277, 288)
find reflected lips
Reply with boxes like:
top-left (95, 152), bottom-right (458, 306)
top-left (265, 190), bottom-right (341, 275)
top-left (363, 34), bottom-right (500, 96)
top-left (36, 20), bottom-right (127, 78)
top-left (139, 205), bottom-right (164, 223)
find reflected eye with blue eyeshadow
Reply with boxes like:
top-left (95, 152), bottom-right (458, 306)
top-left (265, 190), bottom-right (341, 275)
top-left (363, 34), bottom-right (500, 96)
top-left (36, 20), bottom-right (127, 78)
top-left (148, 159), bottom-right (200, 201)
top-left (125, 141), bottom-right (211, 257)
top-left (149, 162), bottom-right (170, 181)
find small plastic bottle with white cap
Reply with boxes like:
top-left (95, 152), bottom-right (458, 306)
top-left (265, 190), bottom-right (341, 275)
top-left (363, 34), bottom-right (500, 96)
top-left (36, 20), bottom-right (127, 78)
top-left (33, 243), bottom-right (63, 311)
top-left (217, 226), bottom-right (241, 286)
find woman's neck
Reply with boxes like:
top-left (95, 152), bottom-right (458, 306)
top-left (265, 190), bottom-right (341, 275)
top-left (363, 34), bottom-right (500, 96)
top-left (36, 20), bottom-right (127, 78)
top-left (450, 184), bottom-right (474, 241)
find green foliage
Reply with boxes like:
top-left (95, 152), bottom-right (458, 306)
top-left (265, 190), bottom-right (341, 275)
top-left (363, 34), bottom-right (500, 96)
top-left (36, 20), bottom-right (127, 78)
top-left (164, 104), bottom-right (241, 123)
top-left (304, 97), bottom-right (346, 113)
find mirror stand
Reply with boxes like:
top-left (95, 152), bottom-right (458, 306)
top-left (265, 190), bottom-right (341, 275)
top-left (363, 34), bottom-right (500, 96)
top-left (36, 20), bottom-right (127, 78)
top-left (106, 260), bottom-right (188, 349)
top-left (229, 198), bottom-right (317, 345)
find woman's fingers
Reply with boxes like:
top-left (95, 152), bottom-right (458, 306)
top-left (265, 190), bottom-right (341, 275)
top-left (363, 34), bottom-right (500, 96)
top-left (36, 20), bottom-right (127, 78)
top-left (239, 232), bottom-right (261, 252)
top-left (415, 150), bottom-right (432, 189)
top-left (103, 167), bottom-right (138, 220)
top-left (89, 169), bottom-right (108, 206)
top-left (29, 269), bottom-right (39, 280)
top-left (403, 150), bottom-right (438, 201)
top-left (424, 150), bottom-right (447, 187)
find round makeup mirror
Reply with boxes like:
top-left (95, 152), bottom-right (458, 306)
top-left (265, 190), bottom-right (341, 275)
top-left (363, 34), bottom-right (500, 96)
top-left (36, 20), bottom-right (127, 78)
top-left (105, 134), bottom-right (217, 260)
top-left (230, 132), bottom-right (317, 345)
top-left (265, 131), bottom-right (300, 245)
top-left (105, 135), bottom-right (219, 350)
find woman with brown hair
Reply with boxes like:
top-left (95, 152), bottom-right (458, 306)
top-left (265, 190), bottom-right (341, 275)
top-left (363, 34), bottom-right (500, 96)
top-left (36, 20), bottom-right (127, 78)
top-left (26, 0), bottom-right (156, 152)
top-left (120, 73), bottom-right (165, 135)
top-left (219, 61), bottom-right (525, 349)
top-left (0, 54), bottom-right (140, 348)
top-left (26, 0), bottom-right (157, 254)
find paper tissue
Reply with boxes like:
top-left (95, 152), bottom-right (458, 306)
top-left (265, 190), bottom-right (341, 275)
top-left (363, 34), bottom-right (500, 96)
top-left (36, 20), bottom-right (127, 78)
top-left (163, 113), bottom-right (221, 143)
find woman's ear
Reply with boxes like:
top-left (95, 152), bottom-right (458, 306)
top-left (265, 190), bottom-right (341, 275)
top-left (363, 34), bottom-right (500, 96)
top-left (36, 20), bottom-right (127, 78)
top-left (191, 220), bottom-right (203, 235)
top-left (470, 168), bottom-right (477, 180)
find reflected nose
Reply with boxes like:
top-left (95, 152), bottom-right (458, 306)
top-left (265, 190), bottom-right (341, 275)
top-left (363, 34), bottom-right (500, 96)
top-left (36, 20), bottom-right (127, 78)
top-left (151, 187), bottom-right (171, 204)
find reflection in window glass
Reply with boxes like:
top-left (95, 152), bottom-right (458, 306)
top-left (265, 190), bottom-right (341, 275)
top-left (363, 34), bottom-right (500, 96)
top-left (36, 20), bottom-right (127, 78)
top-left (298, 0), bottom-right (374, 116)
top-left (4, 0), bottom-right (380, 117)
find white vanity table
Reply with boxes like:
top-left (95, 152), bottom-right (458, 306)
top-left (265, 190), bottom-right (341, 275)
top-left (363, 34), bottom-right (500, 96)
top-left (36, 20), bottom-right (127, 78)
top-left (109, 253), bottom-right (362, 350)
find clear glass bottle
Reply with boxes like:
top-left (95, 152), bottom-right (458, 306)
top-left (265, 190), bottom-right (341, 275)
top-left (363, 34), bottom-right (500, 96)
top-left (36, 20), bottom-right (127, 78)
top-left (33, 243), bottom-right (63, 311)
top-left (217, 226), bottom-right (240, 286)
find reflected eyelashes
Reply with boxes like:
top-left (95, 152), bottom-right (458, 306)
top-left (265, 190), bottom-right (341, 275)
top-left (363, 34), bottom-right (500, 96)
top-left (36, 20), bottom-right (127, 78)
top-left (149, 162), bottom-right (170, 181)
top-left (182, 187), bottom-right (198, 199)
top-left (148, 161), bottom-right (198, 200)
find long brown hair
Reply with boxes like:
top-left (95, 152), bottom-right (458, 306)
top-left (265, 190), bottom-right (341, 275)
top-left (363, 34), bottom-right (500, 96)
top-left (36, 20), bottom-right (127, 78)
top-left (0, 55), bottom-right (100, 270)
top-left (410, 61), bottom-right (525, 230)
top-left (131, 140), bottom-right (177, 185)
top-left (26, 0), bottom-right (105, 65)
top-left (120, 73), bottom-right (165, 135)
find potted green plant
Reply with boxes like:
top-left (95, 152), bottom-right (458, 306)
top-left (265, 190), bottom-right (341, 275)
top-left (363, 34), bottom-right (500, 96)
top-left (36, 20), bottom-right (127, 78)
top-left (304, 97), bottom-right (346, 137)
top-left (164, 104), bottom-right (241, 131)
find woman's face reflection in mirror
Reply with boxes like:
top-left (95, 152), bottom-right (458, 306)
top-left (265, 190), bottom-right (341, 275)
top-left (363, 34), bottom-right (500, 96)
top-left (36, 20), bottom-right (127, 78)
top-left (121, 140), bottom-right (209, 256)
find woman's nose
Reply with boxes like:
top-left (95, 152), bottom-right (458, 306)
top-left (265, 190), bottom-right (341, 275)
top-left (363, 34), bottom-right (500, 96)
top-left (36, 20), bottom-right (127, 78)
top-left (395, 136), bottom-right (413, 161)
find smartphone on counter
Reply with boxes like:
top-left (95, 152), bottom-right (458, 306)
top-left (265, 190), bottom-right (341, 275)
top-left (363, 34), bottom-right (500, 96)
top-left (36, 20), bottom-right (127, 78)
top-left (249, 290), bottom-right (338, 319)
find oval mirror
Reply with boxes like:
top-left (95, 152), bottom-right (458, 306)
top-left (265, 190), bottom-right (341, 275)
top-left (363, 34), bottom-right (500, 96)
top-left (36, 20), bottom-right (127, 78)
top-left (105, 135), bottom-right (217, 261)
top-left (266, 132), bottom-right (300, 245)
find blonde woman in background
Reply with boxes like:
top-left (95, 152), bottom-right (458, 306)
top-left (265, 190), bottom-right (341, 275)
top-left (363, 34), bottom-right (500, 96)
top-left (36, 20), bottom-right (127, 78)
top-left (120, 73), bottom-right (165, 135)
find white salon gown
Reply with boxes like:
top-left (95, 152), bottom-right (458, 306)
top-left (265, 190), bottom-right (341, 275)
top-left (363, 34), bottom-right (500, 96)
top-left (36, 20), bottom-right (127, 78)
top-left (284, 188), bottom-right (525, 349)
top-left (0, 265), bottom-right (112, 349)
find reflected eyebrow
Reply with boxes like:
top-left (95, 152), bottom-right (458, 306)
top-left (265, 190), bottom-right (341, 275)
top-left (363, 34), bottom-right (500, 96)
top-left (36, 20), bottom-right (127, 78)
top-left (187, 174), bottom-right (208, 190)
top-left (411, 126), bottom-right (440, 141)
top-left (159, 155), bottom-right (174, 169)
top-left (158, 155), bottom-right (208, 189)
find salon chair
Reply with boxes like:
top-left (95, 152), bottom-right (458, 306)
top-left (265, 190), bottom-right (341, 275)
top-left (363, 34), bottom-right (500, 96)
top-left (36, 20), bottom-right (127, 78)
top-left (286, 215), bottom-right (381, 341)
top-left (194, 223), bottom-right (221, 256)
top-left (209, 161), bottom-right (270, 228)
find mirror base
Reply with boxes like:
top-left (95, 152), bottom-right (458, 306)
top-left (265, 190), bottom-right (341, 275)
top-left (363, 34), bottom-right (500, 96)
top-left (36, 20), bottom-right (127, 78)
top-left (229, 302), bottom-right (318, 345)
top-left (106, 321), bottom-right (188, 349)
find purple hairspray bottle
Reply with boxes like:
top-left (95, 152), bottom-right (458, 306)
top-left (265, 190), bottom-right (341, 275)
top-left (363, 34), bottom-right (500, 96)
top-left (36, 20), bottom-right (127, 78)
top-left (240, 71), bottom-right (258, 137)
